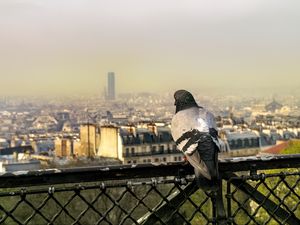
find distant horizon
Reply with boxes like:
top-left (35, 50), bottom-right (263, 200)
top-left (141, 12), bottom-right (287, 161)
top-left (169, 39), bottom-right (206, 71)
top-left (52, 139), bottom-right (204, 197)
top-left (1, 0), bottom-right (300, 97)
top-left (1, 85), bottom-right (300, 100)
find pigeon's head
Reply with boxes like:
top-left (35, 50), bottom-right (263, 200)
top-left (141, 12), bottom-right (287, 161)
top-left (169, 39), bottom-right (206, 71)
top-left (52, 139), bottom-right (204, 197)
top-left (174, 90), bottom-right (199, 113)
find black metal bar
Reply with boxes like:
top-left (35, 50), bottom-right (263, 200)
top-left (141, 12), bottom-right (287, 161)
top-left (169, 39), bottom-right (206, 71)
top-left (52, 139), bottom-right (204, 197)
top-left (215, 180), bottom-right (226, 225)
top-left (1, 154), bottom-right (300, 188)
top-left (226, 183), bottom-right (232, 225)
top-left (0, 163), bottom-right (193, 188)
top-left (211, 192), bottom-right (217, 225)
top-left (219, 154), bottom-right (300, 172)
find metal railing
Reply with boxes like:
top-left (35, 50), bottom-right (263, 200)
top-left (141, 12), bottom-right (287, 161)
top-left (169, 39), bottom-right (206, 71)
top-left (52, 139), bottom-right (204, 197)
top-left (1, 154), bottom-right (300, 225)
top-left (123, 149), bottom-right (181, 157)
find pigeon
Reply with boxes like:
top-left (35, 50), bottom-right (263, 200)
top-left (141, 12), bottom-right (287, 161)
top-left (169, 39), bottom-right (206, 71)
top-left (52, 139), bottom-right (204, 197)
top-left (171, 90), bottom-right (227, 223)
top-left (171, 90), bottom-right (220, 189)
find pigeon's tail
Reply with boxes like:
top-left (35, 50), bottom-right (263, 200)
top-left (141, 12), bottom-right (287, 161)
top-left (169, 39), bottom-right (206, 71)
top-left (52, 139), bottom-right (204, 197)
top-left (194, 146), bottom-right (219, 191)
top-left (186, 153), bottom-right (211, 180)
top-left (194, 167), bottom-right (218, 191)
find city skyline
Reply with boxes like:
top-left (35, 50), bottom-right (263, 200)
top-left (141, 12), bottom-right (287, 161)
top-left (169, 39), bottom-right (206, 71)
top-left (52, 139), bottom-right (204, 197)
top-left (0, 0), bottom-right (300, 97)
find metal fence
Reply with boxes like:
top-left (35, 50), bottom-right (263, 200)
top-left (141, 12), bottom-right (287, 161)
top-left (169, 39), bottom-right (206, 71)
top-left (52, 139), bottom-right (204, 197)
top-left (1, 154), bottom-right (300, 225)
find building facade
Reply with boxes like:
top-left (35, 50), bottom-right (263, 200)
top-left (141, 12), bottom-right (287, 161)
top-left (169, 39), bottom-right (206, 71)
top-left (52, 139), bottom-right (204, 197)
top-left (78, 124), bottom-right (100, 157)
top-left (221, 131), bottom-right (261, 157)
top-left (97, 124), bottom-right (183, 164)
top-left (55, 137), bottom-right (74, 157)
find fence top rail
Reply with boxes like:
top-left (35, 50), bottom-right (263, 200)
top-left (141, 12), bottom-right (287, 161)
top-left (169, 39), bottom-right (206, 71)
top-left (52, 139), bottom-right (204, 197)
top-left (1, 154), bottom-right (300, 188)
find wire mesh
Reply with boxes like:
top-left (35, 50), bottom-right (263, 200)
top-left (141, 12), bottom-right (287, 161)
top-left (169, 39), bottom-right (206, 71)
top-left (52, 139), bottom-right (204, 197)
top-left (0, 177), bottom-right (213, 225)
top-left (226, 169), bottom-right (300, 225)
top-left (1, 168), bottom-right (300, 224)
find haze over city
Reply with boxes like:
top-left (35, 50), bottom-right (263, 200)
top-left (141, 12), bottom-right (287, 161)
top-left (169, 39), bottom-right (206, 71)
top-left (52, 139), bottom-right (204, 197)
top-left (1, 2), bottom-right (300, 223)
top-left (1, 0), bottom-right (300, 97)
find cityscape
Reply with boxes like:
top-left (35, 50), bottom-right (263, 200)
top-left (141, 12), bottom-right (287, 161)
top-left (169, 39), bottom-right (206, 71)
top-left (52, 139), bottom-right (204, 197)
top-left (1, 1), bottom-right (300, 224)
top-left (0, 72), bottom-right (299, 172)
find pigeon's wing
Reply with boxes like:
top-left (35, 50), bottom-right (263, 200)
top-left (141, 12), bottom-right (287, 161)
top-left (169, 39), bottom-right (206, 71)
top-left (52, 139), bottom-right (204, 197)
top-left (186, 150), bottom-right (211, 180)
top-left (171, 108), bottom-right (209, 137)
top-left (171, 107), bottom-right (212, 180)
top-left (171, 107), bottom-right (209, 154)
top-left (171, 110), bottom-right (191, 142)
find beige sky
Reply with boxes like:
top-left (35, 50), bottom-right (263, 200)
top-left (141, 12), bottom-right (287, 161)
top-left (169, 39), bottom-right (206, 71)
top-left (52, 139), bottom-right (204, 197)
top-left (0, 0), bottom-right (300, 96)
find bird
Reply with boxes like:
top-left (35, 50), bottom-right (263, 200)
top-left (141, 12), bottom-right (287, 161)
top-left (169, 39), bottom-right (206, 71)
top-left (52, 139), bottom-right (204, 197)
top-left (171, 90), bottom-right (227, 224)
top-left (171, 89), bottom-right (221, 190)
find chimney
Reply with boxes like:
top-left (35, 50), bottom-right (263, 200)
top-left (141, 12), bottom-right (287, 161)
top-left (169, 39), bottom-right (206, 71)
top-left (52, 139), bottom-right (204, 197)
top-left (147, 123), bottom-right (158, 136)
top-left (128, 124), bottom-right (137, 137)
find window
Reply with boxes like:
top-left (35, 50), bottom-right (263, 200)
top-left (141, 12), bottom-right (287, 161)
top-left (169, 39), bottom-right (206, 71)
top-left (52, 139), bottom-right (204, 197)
top-left (143, 159), bottom-right (147, 163)
top-left (147, 159), bottom-right (151, 163)
top-left (152, 146), bottom-right (157, 153)
top-left (133, 160), bottom-right (137, 164)
top-left (174, 156), bottom-right (177, 161)
top-left (159, 145), bottom-right (164, 153)
top-left (151, 135), bottom-right (154, 142)
top-left (252, 138), bottom-right (259, 147)
top-left (230, 140), bottom-right (235, 149)
top-left (244, 138), bottom-right (250, 147)
top-left (155, 158), bottom-right (159, 162)
top-left (163, 157), bottom-right (166, 162)
top-left (127, 161), bottom-right (131, 164)
top-left (178, 156), bottom-right (182, 161)
top-left (131, 147), bottom-right (135, 155)
top-left (237, 139), bottom-right (243, 148)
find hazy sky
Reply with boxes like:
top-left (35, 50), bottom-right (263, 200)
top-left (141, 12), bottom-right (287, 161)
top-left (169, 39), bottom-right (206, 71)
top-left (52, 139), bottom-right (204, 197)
top-left (1, 0), bottom-right (300, 96)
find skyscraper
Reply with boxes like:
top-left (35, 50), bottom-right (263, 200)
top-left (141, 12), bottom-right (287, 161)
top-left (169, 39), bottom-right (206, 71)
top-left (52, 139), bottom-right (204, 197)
top-left (107, 72), bottom-right (115, 100)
